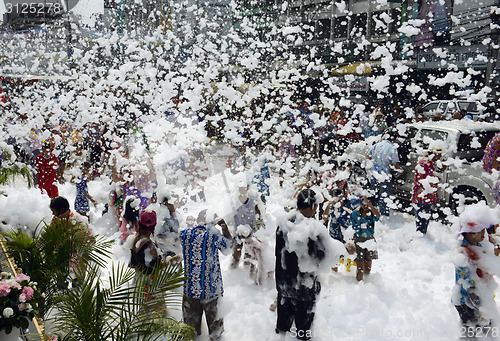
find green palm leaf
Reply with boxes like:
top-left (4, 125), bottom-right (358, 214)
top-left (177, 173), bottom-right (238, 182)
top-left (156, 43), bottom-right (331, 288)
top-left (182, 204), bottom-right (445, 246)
top-left (2, 218), bottom-right (113, 318)
top-left (51, 261), bottom-right (194, 341)
top-left (0, 150), bottom-right (34, 187)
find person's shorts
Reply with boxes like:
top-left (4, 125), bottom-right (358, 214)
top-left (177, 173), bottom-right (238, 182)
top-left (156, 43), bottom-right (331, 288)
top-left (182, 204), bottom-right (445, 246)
top-left (354, 236), bottom-right (378, 263)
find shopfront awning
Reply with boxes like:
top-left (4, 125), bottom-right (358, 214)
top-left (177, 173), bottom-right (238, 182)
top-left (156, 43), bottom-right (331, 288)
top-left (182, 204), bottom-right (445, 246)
top-left (331, 62), bottom-right (372, 76)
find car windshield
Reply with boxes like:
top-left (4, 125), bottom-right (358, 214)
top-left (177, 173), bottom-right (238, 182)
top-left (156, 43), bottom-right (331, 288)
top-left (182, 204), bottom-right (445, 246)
top-left (422, 103), bottom-right (439, 111)
top-left (458, 102), bottom-right (472, 112)
top-left (418, 129), bottom-right (448, 152)
top-left (438, 102), bottom-right (448, 111)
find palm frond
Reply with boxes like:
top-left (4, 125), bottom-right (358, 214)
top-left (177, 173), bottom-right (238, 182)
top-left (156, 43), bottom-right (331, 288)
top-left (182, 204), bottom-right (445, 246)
top-left (51, 261), bottom-right (194, 341)
top-left (2, 218), bottom-right (113, 319)
top-left (0, 162), bottom-right (34, 187)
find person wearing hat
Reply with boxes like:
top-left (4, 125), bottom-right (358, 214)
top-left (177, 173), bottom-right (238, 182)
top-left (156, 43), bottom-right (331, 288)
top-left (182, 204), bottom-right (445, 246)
top-left (129, 209), bottom-right (165, 275)
top-left (411, 144), bottom-right (447, 234)
top-left (452, 203), bottom-right (500, 331)
top-left (364, 109), bottom-right (388, 138)
top-left (128, 209), bottom-right (179, 315)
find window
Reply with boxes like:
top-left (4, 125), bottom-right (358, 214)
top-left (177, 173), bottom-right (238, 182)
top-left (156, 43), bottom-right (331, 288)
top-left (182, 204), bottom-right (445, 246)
top-left (350, 13), bottom-right (367, 39)
top-left (333, 16), bottom-right (348, 39)
top-left (316, 19), bottom-right (331, 40)
top-left (414, 129), bottom-right (448, 154)
top-left (437, 102), bottom-right (448, 112)
top-left (421, 103), bottom-right (439, 111)
top-left (370, 11), bottom-right (388, 37)
top-left (303, 22), bottom-right (315, 41)
top-left (390, 8), bottom-right (401, 35)
top-left (457, 130), bottom-right (498, 162)
top-left (458, 131), bottom-right (498, 152)
top-left (457, 101), bottom-right (476, 112)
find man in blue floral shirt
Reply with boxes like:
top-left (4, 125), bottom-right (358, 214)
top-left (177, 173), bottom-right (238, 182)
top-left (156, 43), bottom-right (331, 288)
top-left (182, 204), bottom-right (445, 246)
top-left (180, 210), bottom-right (232, 341)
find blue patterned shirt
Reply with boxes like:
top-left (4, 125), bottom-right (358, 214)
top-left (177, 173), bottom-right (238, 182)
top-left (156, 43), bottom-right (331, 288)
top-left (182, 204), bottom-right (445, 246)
top-left (252, 158), bottom-right (270, 196)
top-left (453, 238), bottom-right (478, 308)
top-left (180, 225), bottom-right (231, 299)
top-left (328, 200), bottom-right (355, 243)
top-left (74, 176), bottom-right (90, 213)
top-left (351, 209), bottom-right (378, 238)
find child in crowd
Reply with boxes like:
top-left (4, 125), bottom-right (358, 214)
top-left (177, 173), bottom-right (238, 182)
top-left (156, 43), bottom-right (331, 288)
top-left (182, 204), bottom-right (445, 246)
top-left (453, 204), bottom-right (500, 331)
top-left (158, 194), bottom-right (180, 234)
top-left (236, 225), bottom-right (273, 285)
top-left (346, 196), bottom-right (380, 281)
top-left (232, 181), bottom-right (261, 268)
top-left (155, 193), bottom-right (181, 257)
top-left (50, 196), bottom-right (89, 228)
top-left (322, 186), bottom-right (357, 272)
top-left (49, 196), bottom-right (91, 287)
top-left (251, 146), bottom-right (273, 204)
top-left (74, 162), bottom-right (97, 221)
top-left (119, 197), bottom-right (140, 243)
top-left (128, 209), bottom-right (178, 314)
top-left (128, 210), bottom-right (164, 275)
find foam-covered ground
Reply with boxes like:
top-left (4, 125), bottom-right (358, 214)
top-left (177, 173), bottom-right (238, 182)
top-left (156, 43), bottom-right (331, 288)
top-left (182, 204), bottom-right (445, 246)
top-left (0, 174), bottom-right (497, 341)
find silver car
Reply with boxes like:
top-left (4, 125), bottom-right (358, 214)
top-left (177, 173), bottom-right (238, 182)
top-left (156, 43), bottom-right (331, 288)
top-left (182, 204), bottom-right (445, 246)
top-left (420, 100), bottom-right (485, 120)
top-left (346, 120), bottom-right (500, 213)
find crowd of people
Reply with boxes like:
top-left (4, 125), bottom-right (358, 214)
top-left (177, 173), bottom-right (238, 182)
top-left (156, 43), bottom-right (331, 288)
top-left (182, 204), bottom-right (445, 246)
top-left (4, 95), bottom-right (500, 341)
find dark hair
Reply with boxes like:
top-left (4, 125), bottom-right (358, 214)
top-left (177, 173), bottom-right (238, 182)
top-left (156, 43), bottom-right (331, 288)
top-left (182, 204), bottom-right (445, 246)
top-left (82, 161), bottom-right (91, 169)
top-left (487, 224), bottom-right (496, 235)
top-left (365, 196), bottom-right (375, 203)
top-left (361, 196), bottom-right (375, 208)
top-left (138, 222), bottom-right (153, 234)
top-left (50, 196), bottom-right (70, 216)
top-left (197, 209), bottom-right (207, 225)
top-left (123, 197), bottom-right (139, 224)
top-left (297, 189), bottom-right (317, 210)
top-left (383, 127), bottom-right (399, 141)
top-left (339, 160), bottom-right (351, 168)
top-left (330, 188), bottom-right (344, 197)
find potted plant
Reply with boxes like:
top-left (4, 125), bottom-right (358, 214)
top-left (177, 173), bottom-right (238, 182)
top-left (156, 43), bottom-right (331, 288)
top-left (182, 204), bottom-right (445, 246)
top-left (2, 218), bottom-right (112, 319)
top-left (0, 272), bottom-right (40, 339)
top-left (3, 218), bottom-right (194, 340)
top-left (49, 260), bottom-right (195, 340)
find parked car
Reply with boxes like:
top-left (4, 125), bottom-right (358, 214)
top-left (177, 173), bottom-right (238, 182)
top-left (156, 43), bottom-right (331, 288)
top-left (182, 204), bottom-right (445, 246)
top-left (420, 100), bottom-right (485, 121)
top-left (345, 120), bottom-right (500, 214)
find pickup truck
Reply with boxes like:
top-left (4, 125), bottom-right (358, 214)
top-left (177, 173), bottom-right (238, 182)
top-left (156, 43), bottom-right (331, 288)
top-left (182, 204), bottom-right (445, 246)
top-left (345, 120), bottom-right (500, 214)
